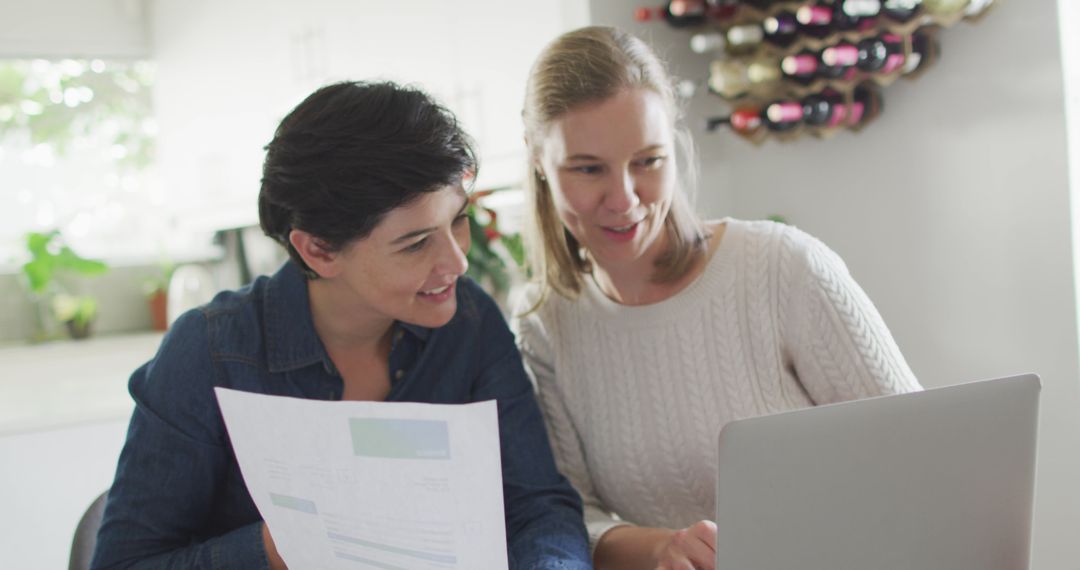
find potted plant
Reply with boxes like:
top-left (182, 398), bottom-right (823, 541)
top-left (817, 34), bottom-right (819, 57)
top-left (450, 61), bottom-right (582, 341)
top-left (465, 188), bottom-right (525, 304)
top-left (21, 230), bottom-right (108, 341)
top-left (142, 261), bottom-right (174, 332)
top-left (51, 293), bottom-right (98, 339)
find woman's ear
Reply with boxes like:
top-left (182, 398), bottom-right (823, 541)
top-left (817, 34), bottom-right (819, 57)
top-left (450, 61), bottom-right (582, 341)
top-left (525, 138), bottom-right (548, 182)
top-left (289, 230), bottom-right (341, 278)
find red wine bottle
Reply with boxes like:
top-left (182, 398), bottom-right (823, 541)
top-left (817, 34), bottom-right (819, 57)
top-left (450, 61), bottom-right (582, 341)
top-left (763, 100), bottom-right (803, 132)
top-left (822, 33), bottom-right (903, 75)
top-left (706, 106), bottom-right (764, 136)
top-left (636, 0), bottom-right (738, 27)
top-left (796, 1), bottom-right (878, 32)
top-left (857, 33), bottom-right (905, 74)
top-left (780, 51), bottom-right (819, 85)
top-left (761, 12), bottom-right (801, 47)
top-left (635, 0), bottom-right (707, 28)
top-left (800, 89), bottom-right (846, 128)
top-left (815, 45), bottom-right (858, 81)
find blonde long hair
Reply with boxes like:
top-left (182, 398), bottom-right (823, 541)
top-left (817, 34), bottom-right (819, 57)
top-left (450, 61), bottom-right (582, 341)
top-left (522, 26), bottom-right (708, 307)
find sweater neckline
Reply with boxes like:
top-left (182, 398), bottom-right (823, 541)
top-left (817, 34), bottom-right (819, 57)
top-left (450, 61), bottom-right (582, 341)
top-left (581, 217), bottom-right (740, 325)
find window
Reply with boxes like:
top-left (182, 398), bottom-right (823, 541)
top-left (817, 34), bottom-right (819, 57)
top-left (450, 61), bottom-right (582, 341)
top-left (0, 58), bottom-right (166, 267)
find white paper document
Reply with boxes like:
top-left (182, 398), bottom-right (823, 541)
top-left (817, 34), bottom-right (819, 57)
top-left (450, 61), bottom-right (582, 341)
top-left (215, 388), bottom-right (509, 570)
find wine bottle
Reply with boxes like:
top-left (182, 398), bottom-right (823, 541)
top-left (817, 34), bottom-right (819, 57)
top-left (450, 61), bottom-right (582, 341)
top-left (837, 0), bottom-right (885, 18)
top-left (705, 106), bottom-right (764, 136)
top-left (858, 33), bottom-right (906, 74)
top-left (761, 12), bottom-right (801, 47)
top-left (881, 0), bottom-right (921, 22)
top-left (921, 0), bottom-right (967, 17)
top-left (821, 33), bottom-right (903, 75)
top-left (763, 100), bottom-right (803, 132)
top-left (690, 31), bottom-right (727, 54)
top-left (708, 59), bottom-right (751, 99)
top-left (800, 89), bottom-right (846, 128)
top-left (780, 51), bottom-right (819, 85)
top-left (846, 83), bottom-right (883, 127)
top-left (636, 0), bottom-right (738, 27)
top-left (635, 0), bottom-right (706, 28)
top-left (690, 26), bottom-right (764, 55)
top-left (901, 26), bottom-right (941, 75)
top-left (796, 1), bottom-right (879, 32)
top-left (707, 56), bottom-right (782, 99)
top-left (816, 45), bottom-right (858, 81)
top-left (821, 41), bottom-right (857, 73)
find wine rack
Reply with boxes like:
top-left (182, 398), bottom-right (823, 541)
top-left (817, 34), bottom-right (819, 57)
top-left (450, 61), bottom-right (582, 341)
top-left (636, 0), bottom-right (996, 143)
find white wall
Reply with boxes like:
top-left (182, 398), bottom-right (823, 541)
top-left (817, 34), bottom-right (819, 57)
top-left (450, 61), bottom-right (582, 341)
top-left (0, 0), bottom-right (148, 58)
top-left (149, 0), bottom-right (588, 234)
top-left (589, 1), bottom-right (1080, 568)
top-left (0, 420), bottom-right (129, 570)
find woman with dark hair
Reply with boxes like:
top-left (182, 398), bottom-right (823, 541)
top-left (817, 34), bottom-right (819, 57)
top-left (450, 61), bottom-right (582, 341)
top-left (92, 81), bottom-right (591, 569)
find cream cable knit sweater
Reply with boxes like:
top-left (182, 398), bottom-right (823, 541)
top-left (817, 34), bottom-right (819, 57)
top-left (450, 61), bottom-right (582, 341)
top-left (514, 218), bottom-right (922, 549)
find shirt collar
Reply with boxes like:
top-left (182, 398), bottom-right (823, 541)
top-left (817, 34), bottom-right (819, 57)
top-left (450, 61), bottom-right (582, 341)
top-left (263, 262), bottom-right (431, 373)
top-left (398, 321), bottom-right (430, 342)
top-left (263, 262), bottom-right (326, 373)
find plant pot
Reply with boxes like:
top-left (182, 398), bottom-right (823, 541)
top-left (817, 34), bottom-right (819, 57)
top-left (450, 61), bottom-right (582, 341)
top-left (66, 319), bottom-right (93, 340)
top-left (148, 289), bottom-right (168, 331)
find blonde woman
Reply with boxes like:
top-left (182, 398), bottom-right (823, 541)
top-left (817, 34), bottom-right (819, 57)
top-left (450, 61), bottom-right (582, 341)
top-left (514, 26), bottom-right (922, 570)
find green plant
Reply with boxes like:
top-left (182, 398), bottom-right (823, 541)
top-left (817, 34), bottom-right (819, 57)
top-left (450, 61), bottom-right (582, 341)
top-left (22, 230), bottom-right (108, 294)
top-left (465, 189), bottom-right (525, 296)
top-left (21, 229), bottom-right (108, 340)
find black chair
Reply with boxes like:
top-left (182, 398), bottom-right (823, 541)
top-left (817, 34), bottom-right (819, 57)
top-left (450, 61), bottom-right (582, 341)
top-left (69, 490), bottom-right (108, 570)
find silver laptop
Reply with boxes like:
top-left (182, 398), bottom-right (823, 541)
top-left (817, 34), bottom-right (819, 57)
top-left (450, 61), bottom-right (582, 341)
top-left (714, 374), bottom-right (1040, 570)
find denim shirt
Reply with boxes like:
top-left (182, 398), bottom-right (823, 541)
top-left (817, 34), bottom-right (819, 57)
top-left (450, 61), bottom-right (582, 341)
top-left (91, 262), bottom-right (590, 570)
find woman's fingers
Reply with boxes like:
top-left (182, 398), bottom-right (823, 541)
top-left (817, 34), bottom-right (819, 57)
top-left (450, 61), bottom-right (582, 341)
top-left (656, 520), bottom-right (717, 570)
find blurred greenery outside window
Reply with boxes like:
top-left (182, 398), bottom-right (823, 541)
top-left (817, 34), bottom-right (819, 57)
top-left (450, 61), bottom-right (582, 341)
top-left (0, 58), bottom-right (166, 269)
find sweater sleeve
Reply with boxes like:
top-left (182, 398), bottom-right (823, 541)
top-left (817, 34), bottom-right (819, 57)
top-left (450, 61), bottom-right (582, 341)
top-left (781, 229), bottom-right (923, 404)
top-left (514, 293), bottom-right (630, 553)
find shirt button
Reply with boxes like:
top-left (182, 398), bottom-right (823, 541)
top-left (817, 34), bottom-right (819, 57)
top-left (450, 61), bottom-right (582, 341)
top-left (394, 369), bottom-right (405, 381)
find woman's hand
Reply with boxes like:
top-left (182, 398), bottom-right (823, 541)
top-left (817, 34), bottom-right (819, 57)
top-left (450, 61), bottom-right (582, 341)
top-left (653, 520), bottom-right (717, 570)
top-left (262, 523), bottom-right (288, 570)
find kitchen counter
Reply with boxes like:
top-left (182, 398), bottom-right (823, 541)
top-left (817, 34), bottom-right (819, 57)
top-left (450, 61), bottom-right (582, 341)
top-left (0, 332), bottom-right (164, 434)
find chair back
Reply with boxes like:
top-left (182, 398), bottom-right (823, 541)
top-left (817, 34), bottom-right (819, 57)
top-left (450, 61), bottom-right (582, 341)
top-left (69, 491), bottom-right (108, 570)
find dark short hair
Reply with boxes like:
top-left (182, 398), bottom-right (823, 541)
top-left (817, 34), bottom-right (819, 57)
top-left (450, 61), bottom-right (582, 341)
top-left (258, 81), bottom-right (477, 277)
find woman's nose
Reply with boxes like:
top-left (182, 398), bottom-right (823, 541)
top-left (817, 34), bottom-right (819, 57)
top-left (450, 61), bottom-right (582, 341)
top-left (437, 230), bottom-right (469, 276)
top-left (603, 169), bottom-right (640, 214)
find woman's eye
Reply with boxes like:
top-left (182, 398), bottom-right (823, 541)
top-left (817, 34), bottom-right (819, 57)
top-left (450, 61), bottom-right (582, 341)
top-left (403, 238), bottom-right (428, 253)
top-left (573, 164), bottom-right (603, 175)
top-left (638, 156), bottom-right (666, 169)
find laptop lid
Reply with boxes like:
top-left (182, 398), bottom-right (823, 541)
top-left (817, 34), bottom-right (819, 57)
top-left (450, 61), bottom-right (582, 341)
top-left (714, 373), bottom-right (1040, 570)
